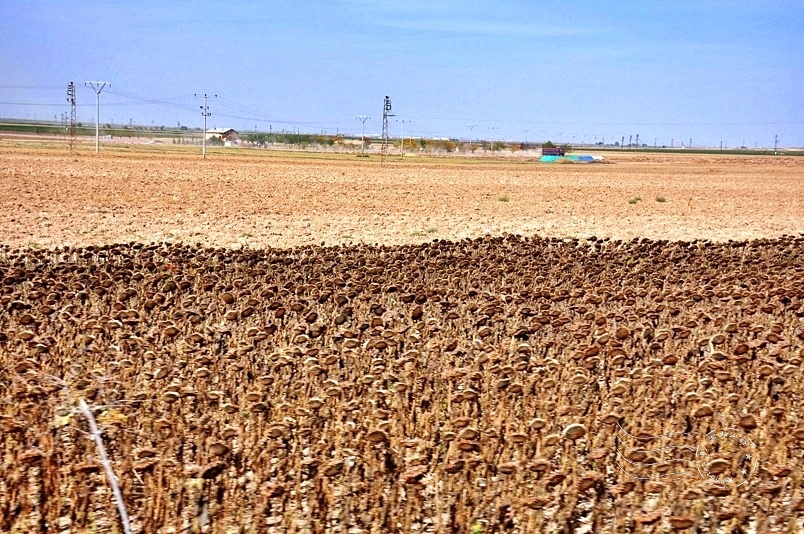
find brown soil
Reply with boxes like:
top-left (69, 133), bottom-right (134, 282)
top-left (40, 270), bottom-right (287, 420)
top-left (1, 145), bottom-right (801, 248)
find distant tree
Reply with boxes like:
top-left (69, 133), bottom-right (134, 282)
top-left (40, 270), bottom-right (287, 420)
top-left (244, 133), bottom-right (268, 146)
top-left (542, 141), bottom-right (556, 148)
top-left (419, 138), bottom-right (427, 150)
top-left (443, 140), bottom-right (457, 153)
top-left (207, 136), bottom-right (224, 146)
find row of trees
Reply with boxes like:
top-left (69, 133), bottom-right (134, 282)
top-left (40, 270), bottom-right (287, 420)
top-left (243, 132), bottom-right (338, 147)
top-left (240, 132), bottom-right (570, 154)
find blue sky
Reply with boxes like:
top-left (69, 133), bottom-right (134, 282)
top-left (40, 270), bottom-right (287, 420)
top-left (1, 0), bottom-right (802, 147)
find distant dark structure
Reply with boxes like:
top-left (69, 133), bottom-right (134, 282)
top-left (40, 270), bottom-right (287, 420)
top-left (381, 96), bottom-right (394, 165)
top-left (542, 147), bottom-right (565, 156)
top-left (66, 82), bottom-right (76, 152)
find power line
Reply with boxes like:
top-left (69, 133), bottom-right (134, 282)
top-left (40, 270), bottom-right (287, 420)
top-left (408, 115), bottom-right (804, 127)
top-left (0, 101), bottom-right (95, 107)
top-left (103, 88), bottom-right (197, 112)
top-left (216, 97), bottom-right (273, 121)
top-left (0, 85), bottom-right (63, 89)
top-left (2, 84), bottom-right (802, 145)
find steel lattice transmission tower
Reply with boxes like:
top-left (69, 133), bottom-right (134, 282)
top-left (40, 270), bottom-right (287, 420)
top-left (66, 82), bottom-right (77, 152)
top-left (381, 96), bottom-right (394, 165)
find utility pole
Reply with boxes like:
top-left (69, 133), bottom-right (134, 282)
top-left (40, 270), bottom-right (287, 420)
top-left (66, 82), bottom-right (77, 153)
top-left (85, 81), bottom-right (110, 154)
top-left (356, 115), bottom-right (369, 157)
top-left (195, 93), bottom-right (217, 159)
top-left (523, 128), bottom-right (530, 149)
top-left (381, 96), bottom-right (394, 165)
top-left (774, 135), bottom-right (778, 155)
top-left (400, 119), bottom-right (409, 156)
top-left (488, 126), bottom-right (499, 154)
top-left (466, 124), bottom-right (477, 151)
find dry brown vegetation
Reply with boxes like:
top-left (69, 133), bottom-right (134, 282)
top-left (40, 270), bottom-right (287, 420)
top-left (1, 235), bottom-right (803, 532)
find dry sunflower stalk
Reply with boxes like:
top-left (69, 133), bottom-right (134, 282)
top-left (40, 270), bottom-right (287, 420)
top-left (0, 234), bottom-right (802, 532)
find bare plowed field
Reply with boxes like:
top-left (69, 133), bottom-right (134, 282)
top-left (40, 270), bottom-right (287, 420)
top-left (1, 147), bottom-right (801, 247)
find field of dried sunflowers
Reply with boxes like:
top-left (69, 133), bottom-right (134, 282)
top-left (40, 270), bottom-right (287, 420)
top-left (2, 233), bottom-right (803, 533)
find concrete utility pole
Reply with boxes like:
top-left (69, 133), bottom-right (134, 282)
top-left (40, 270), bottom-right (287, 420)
top-left (356, 116), bottom-right (370, 156)
top-left (466, 124), bottom-right (477, 151)
top-left (195, 93), bottom-right (217, 159)
top-left (85, 81), bottom-right (110, 154)
top-left (774, 135), bottom-right (778, 155)
top-left (488, 126), bottom-right (499, 154)
top-left (400, 119), bottom-right (409, 156)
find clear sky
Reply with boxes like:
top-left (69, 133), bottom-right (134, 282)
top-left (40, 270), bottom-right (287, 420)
top-left (1, 0), bottom-right (802, 147)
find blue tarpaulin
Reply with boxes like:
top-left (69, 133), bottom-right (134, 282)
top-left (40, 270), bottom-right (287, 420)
top-left (539, 154), bottom-right (602, 163)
